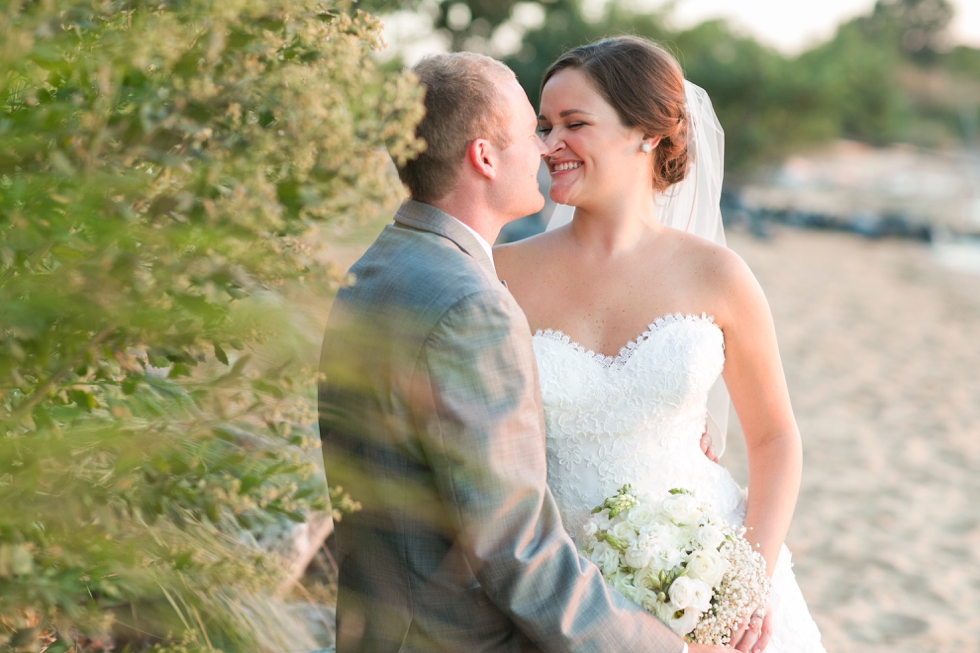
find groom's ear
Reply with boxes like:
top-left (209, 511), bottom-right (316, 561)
top-left (465, 138), bottom-right (497, 180)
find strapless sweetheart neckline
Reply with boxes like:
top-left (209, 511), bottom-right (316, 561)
top-left (533, 312), bottom-right (721, 370)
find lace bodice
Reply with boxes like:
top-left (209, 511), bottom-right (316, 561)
top-left (533, 313), bottom-right (746, 545)
top-left (533, 312), bottom-right (827, 653)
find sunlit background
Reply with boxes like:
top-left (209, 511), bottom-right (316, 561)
top-left (1, 1), bottom-right (977, 652)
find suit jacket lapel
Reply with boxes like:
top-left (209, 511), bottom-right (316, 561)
top-left (393, 199), bottom-right (498, 283)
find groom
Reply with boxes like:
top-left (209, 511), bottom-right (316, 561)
top-left (319, 53), bottom-right (727, 653)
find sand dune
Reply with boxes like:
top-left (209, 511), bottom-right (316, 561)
top-left (721, 227), bottom-right (980, 652)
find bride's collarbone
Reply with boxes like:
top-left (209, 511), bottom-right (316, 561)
top-left (504, 241), bottom-right (728, 345)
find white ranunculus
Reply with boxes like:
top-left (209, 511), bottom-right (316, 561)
top-left (624, 542), bottom-right (654, 569)
top-left (689, 578), bottom-right (713, 612)
top-left (610, 520), bottom-right (637, 544)
top-left (668, 575), bottom-right (696, 609)
top-left (668, 522), bottom-right (693, 550)
top-left (686, 550), bottom-right (729, 588)
top-left (581, 519), bottom-right (599, 539)
top-left (661, 494), bottom-right (703, 524)
top-left (648, 542), bottom-right (684, 572)
top-left (626, 504), bottom-right (658, 528)
top-left (640, 522), bottom-right (672, 543)
top-left (668, 607), bottom-right (701, 637)
top-left (696, 524), bottom-right (725, 550)
top-left (591, 541), bottom-right (621, 576)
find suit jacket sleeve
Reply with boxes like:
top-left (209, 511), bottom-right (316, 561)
top-left (414, 288), bottom-right (684, 653)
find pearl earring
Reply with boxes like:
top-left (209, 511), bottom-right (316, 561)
top-left (640, 142), bottom-right (652, 154)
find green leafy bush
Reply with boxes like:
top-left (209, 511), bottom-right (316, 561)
top-left (0, 0), bottom-right (422, 650)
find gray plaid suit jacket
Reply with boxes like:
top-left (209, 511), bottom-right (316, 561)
top-left (318, 199), bottom-right (684, 653)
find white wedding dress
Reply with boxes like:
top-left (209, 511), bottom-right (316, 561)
top-left (533, 312), bottom-right (827, 652)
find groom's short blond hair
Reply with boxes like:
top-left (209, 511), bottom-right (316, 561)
top-left (397, 52), bottom-right (515, 203)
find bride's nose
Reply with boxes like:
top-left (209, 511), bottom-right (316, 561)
top-left (543, 134), bottom-right (565, 159)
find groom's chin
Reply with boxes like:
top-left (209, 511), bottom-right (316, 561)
top-left (528, 191), bottom-right (546, 216)
top-left (505, 192), bottom-right (546, 225)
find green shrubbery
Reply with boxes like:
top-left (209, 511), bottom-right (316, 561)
top-left (0, 1), bottom-right (422, 650)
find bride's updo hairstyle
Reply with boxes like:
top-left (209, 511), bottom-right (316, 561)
top-left (541, 36), bottom-right (689, 193)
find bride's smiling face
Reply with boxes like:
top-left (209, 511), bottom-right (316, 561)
top-left (538, 68), bottom-right (650, 209)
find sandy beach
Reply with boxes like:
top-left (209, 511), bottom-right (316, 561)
top-left (720, 227), bottom-right (980, 652)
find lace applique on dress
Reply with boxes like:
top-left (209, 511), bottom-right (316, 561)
top-left (533, 313), bottom-right (827, 653)
top-left (534, 313), bottom-right (724, 371)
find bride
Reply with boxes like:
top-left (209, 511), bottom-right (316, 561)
top-left (494, 37), bottom-right (826, 653)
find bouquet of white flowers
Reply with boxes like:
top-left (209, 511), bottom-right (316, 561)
top-left (581, 485), bottom-right (770, 644)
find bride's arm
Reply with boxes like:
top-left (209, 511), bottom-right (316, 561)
top-left (713, 250), bottom-right (803, 577)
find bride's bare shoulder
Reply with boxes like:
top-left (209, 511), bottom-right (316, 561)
top-left (493, 228), bottom-right (566, 279)
top-left (669, 229), bottom-right (759, 299)
top-left (669, 230), bottom-right (766, 325)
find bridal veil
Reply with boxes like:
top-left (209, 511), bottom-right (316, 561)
top-left (545, 80), bottom-right (731, 454)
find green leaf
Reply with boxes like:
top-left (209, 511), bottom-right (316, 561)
top-left (121, 374), bottom-right (141, 394)
top-left (214, 342), bottom-right (229, 365)
top-left (239, 473), bottom-right (261, 493)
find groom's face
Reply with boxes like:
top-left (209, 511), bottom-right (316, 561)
top-left (491, 77), bottom-right (548, 221)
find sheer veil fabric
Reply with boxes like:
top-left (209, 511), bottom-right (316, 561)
top-left (545, 80), bottom-right (731, 454)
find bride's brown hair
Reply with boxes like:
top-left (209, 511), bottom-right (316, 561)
top-left (541, 36), bottom-right (689, 193)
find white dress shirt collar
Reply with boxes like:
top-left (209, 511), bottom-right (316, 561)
top-left (450, 217), bottom-right (496, 273)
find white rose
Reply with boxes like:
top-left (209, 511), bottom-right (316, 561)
top-left (696, 524), bottom-right (725, 550)
top-left (668, 607), bottom-right (701, 637)
top-left (624, 542), bottom-right (654, 569)
top-left (689, 578), bottom-right (713, 612)
top-left (667, 576), bottom-right (695, 609)
top-left (686, 550), bottom-right (729, 588)
top-left (590, 541), bottom-right (621, 576)
top-left (661, 494), bottom-right (702, 525)
top-left (632, 564), bottom-right (658, 590)
top-left (626, 504), bottom-right (658, 528)
top-left (610, 520), bottom-right (637, 544)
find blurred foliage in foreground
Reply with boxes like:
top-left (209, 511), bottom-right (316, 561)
top-left (376, 0), bottom-right (980, 176)
top-left (0, 0), bottom-right (422, 650)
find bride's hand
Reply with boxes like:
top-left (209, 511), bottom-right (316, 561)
top-left (729, 603), bottom-right (773, 653)
top-left (699, 428), bottom-right (718, 463)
